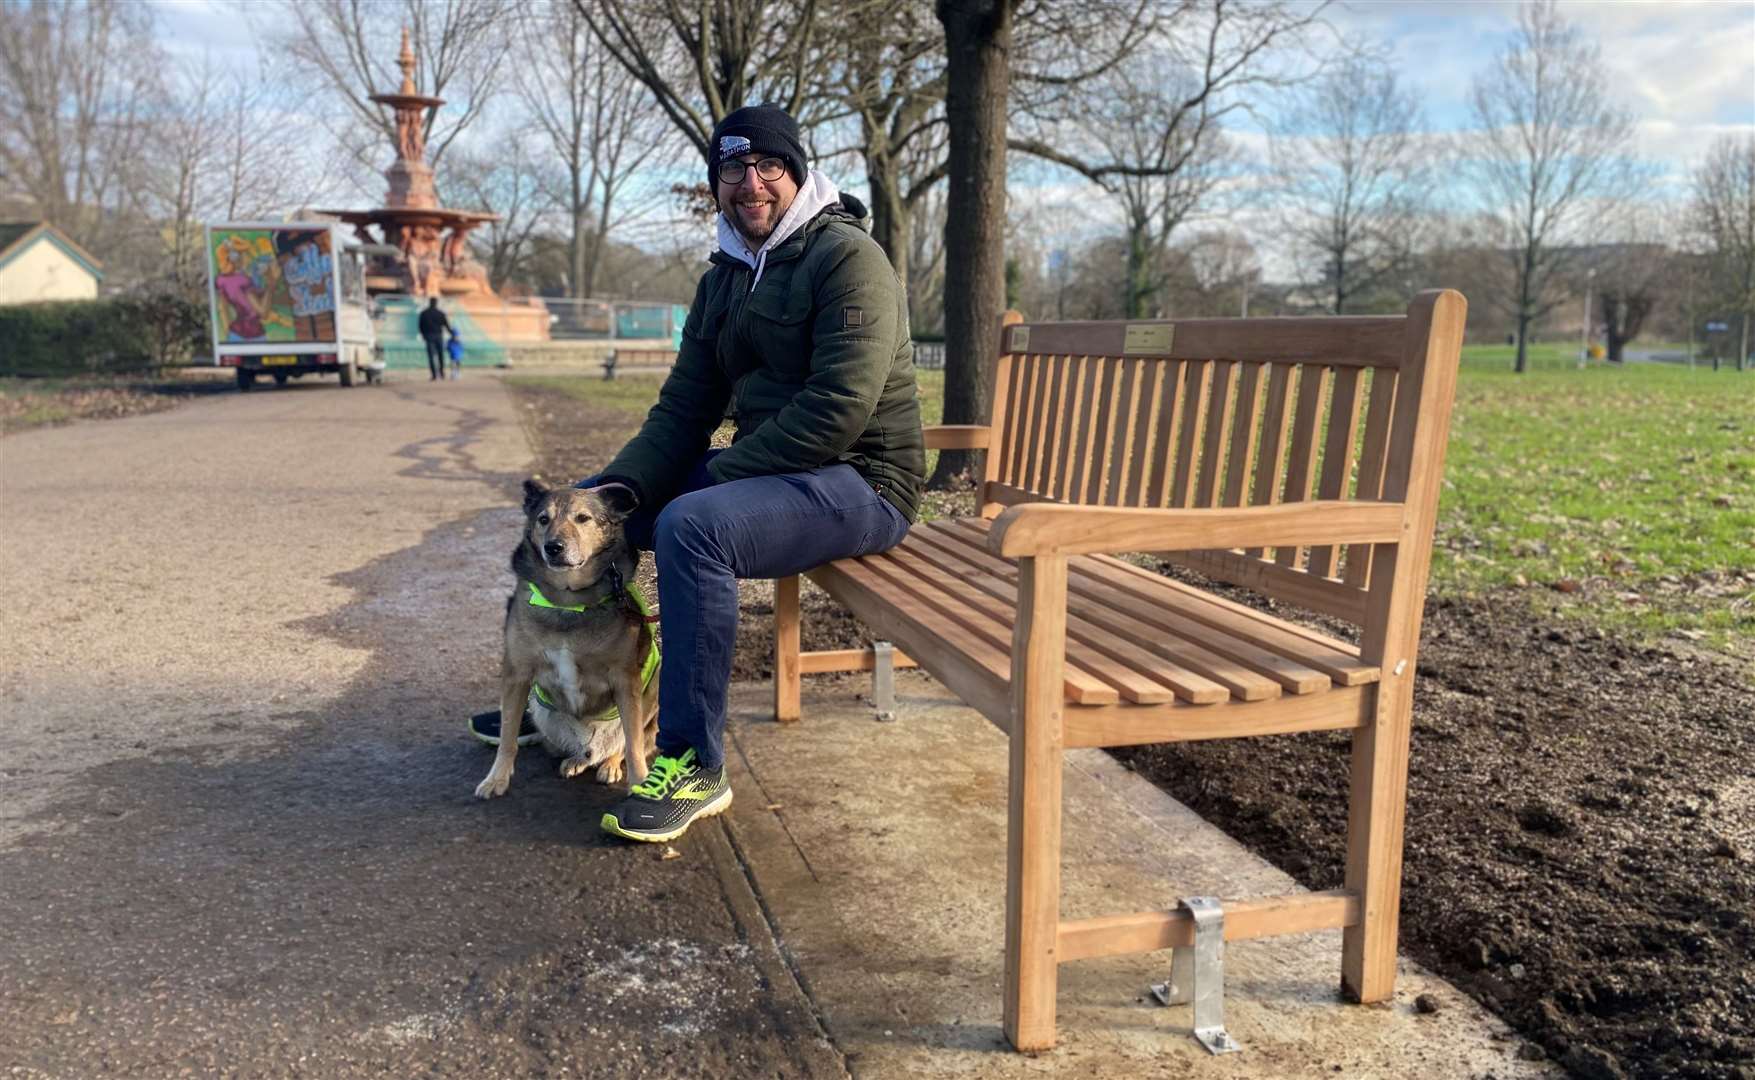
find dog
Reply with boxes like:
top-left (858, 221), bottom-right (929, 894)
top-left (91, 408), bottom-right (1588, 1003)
top-left (474, 479), bottom-right (658, 800)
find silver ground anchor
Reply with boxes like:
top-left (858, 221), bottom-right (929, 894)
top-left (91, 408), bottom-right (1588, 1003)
top-left (871, 640), bottom-right (896, 721)
top-left (1148, 896), bottom-right (1241, 1055)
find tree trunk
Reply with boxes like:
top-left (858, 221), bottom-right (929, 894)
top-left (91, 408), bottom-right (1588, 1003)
top-left (1740, 311), bottom-right (1750, 372)
top-left (1514, 255), bottom-right (1534, 373)
top-left (571, 206), bottom-right (588, 299)
top-left (1125, 220), bottom-right (1152, 318)
top-left (931, 0), bottom-right (1014, 488)
top-left (865, 153), bottom-right (911, 289)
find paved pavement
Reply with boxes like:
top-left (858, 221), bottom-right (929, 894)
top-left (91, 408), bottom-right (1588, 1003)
top-left (0, 376), bottom-right (837, 1079)
top-left (1, 372), bottom-right (1552, 1078)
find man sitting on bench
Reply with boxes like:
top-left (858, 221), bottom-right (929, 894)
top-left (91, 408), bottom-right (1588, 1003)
top-left (472, 103), bottom-right (925, 842)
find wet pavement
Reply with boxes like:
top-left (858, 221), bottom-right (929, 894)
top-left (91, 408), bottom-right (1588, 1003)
top-left (0, 378), bottom-right (839, 1078)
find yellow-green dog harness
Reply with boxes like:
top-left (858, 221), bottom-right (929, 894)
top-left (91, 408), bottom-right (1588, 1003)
top-left (526, 581), bottom-right (660, 723)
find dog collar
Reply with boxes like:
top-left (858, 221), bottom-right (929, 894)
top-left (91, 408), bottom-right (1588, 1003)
top-left (526, 581), bottom-right (612, 613)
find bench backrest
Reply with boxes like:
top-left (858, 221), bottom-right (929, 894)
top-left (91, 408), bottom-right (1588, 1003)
top-left (978, 291), bottom-right (1467, 628)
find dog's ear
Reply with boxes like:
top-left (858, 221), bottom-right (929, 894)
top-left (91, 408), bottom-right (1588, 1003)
top-left (522, 478), bottom-right (549, 516)
top-left (587, 482), bottom-right (640, 523)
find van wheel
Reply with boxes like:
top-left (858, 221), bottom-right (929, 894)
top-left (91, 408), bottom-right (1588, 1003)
top-left (339, 362), bottom-right (356, 387)
top-left (237, 369), bottom-right (256, 391)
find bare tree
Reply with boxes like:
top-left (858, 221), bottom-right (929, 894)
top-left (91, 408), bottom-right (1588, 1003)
top-left (516, 0), bottom-right (670, 298)
top-left (570, 0), bottom-right (826, 159)
top-left (1691, 134), bottom-right (1755, 371)
top-left (0, 0), bottom-right (162, 250)
top-left (1466, 0), bottom-right (1636, 373)
top-left (824, 0), bottom-right (950, 288)
top-left (1273, 54), bottom-right (1428, 314)
top-left (147, 57), bottom-right (303, 295)
top-left (1181, 228), bottom-right (1260, 316)
top-left (270, 0), bottom-right (513, 182)
top-left (1585, 236), bottom-right (1670, 365)
top-left (1014, 0), bottom-right (1327, 319)
top-left (448, 134), bottom-right (548, 291)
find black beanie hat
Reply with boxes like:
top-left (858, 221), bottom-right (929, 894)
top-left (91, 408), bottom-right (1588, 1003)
top-left (707, 104), bottom-right (808, 189)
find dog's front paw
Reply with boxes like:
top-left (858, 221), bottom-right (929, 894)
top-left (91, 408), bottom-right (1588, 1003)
top-left (594, 754), bottom-right (624, 785)
top-left (559, 754), bottom-right (593, 779)
top-left (474, 767), bottom-right (512, 798)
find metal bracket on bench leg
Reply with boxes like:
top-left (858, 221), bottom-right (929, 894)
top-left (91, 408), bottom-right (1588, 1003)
top-left (1149, 896), bottom-right (1240, 1055)
top-left (871, 640), bottom-right (896, 721)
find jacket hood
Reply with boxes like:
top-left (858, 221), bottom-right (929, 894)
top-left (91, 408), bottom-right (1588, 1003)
top-left (718, 174), bottom-right (868, 285)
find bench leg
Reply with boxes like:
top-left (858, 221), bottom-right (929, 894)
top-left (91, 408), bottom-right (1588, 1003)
top-left (1003, 556), bottom-right (1067, 1052)
top-left (1341, 675), bottom-right (1414, 1003)
top-left (774, 575), bottom-right (801, 723)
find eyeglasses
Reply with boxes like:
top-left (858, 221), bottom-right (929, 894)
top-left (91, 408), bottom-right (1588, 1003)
top-left (717, 156), bottom-right (787, 185)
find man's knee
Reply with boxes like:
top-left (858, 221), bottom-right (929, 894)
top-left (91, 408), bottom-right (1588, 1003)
top-left (653, 494), bottom-right (722, 560)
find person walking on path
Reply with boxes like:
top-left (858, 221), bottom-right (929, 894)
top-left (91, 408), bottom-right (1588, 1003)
top-left (475, 104), bottom-right (924, 844)
top-left (418, 298), bottom-right (452, 381)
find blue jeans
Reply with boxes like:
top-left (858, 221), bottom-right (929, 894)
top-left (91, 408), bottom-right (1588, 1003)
top-left (583, 452), bottom-right (910, 771)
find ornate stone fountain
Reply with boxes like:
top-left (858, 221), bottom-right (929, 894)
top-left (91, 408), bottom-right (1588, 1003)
top-left (322, 31), bottom-right (546, 342)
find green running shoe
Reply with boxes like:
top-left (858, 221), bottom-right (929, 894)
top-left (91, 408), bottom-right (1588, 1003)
top-left (600, 748), bottom-right (731, 843)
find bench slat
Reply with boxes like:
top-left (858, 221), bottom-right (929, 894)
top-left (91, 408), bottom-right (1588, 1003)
top-left (1169, 360), bottom-right (1210, 509)
top-left (1309, 365), bottom-right (1366, 576)
top-left (859, 551), bottom-right (1122, 706)
top-left (1122, 360), bottom-right (1165, 506)
top-left (924, 521), bottom-right (1354, 698)
top-left (1002, 315), bottom-right (1408, 367)
top-left (1246, 362), bottom-right (1295, 557)
top-left (1276, 364), bottom-right (1331, 568)
top-left (1142, 360), bottom-right (1185, 507)
top-left (1076, 551), bottom-right (1380, 684)
top-left (1344, 366), bottom-right (1399, 589)
top-left (881, 543), bottom-right (1184, 705)
top-left (1167, 548), bottom-right (1372, 626)
top-left (901, 532), bottom-right (1233, 704)
top-left (806, 558), bottom-right (1012, 722)
top-left (1195, 360), bottom-right (1237, 508)
top-left (917, 525), bottom-right (1326, 698)
top-left (948, 517), bottom-right (1376, 684)
top-left (1221, 361), bottom-right (1266, 509)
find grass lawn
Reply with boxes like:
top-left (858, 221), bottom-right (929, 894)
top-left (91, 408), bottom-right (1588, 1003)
top-left (511, 349), bottom-right (1753, 650)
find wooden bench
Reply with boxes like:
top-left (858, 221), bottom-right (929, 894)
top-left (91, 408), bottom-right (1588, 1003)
top-left (773, 291), bottom-right (1467, 1051)
top-left (601, 347), bottom-right (676, 379)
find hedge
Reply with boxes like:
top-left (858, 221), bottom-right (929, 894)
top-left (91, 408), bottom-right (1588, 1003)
top-left (0, 292), bottom-right (208, 376)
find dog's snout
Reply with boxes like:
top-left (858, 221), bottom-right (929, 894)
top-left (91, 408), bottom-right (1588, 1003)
top-left (543, 539), bottom-right (566, 560)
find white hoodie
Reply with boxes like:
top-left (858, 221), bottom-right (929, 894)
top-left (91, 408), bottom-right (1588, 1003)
top-left (716, 171), bottom-right (842, 289)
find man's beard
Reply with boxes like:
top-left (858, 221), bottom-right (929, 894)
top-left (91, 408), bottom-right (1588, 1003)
top-left (730, 197), bottom-right (780, 245)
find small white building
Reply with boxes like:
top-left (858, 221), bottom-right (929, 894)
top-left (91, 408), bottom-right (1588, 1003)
top-left (0, 222), bottom-right (104, 305)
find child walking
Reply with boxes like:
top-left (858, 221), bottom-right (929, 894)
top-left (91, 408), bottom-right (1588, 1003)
top-left (446, 332), bottom-right (464, 380)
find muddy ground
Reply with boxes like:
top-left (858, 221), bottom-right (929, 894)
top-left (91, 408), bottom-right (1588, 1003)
top-left (0, 370), bottom-right (237, 435)
top-left (413, 379), bottom-right (1755, 1079)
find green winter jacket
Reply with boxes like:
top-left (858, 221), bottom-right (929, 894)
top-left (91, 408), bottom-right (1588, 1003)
top-left (601, 194), bottom-right (925, 521)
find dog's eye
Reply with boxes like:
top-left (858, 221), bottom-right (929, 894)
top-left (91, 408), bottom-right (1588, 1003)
top-left (574, 513), bottom-right (588, 523)
top-left (537, 513), bottom-right (550, 525)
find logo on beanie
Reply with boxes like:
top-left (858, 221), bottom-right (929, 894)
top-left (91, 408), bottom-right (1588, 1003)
top-left (718, 135), bottom-right (751, 162)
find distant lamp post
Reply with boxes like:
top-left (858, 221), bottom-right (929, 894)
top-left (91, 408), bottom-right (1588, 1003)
top-left (1579, 267), bottom-right (1597, 368)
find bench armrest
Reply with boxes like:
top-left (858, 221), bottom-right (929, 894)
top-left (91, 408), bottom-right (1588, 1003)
top-left (987, 500), bottom-right (1408, 557)
top-left (923, 425), bottom-right (991, 450)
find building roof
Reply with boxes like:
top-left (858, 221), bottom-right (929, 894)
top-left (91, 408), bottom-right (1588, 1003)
top-left (0, 221), bottom-right (105, 280)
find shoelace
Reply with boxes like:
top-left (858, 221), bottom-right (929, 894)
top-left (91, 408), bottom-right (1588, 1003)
top-left (631, 750), bottom-right (694, 799)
